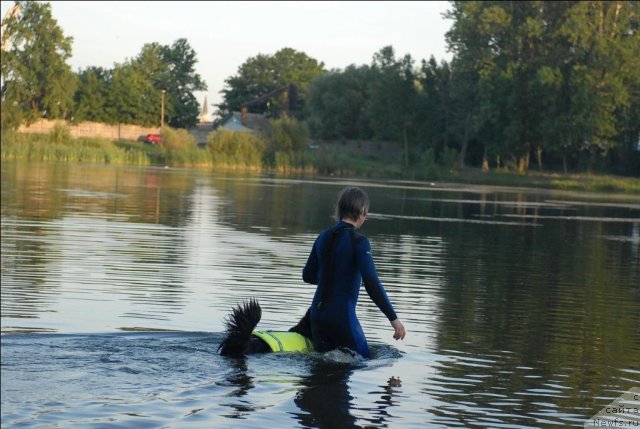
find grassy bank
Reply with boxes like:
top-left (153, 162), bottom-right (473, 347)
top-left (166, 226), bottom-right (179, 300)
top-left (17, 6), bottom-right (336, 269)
top-left (444, 169), bottom-right (640, 194)
top-left (1, 128), bottom-right (151, 165)
top-left (311, 143), bottom-right (640, 194)
top-left (2, 129), bottom-right (638, 195)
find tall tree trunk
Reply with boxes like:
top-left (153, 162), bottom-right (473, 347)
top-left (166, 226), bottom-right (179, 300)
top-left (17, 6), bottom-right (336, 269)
top-left (482, 145), bottom-right (490, 172)
top-left (457, 112), bottom-right (471, 169)
top-left (537, 146), bottom-right (543, 171)
top-left (518, 143), bottom-right (530, 173)
top-left (403, 125), bottom-right (409, 168)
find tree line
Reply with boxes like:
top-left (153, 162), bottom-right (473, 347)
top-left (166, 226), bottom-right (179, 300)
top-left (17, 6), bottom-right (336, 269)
top-left (1, 1), bottom-right (206, 130)
top-left (218, 1), bottom-right (639, 175)
top-left (2, 1), bottom-right (639, 175)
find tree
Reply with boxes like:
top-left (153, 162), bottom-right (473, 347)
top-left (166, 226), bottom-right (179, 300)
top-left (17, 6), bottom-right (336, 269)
top-left (73, 67), bottom-right (110, 123)
top-left (367, 46), bottom-right (419, 166)
top-left (415, 57), bottom-right (457, 163)
top-left (129, 39), bottom-right (207, 129)
top-left (305, 65), bottom-right (374, 140)
top-left (548, 1), bottom-right (640, 172)
top-left (1, 1), bottom-right (77, 130)
top-left (159, 38), bottom-right (207, 129)
top-left (217, 47), bottom-right (325, 118)
top-left (105, 64), bottom-right (157, 126)
top-left (445, 1), bottom-right (640, 173)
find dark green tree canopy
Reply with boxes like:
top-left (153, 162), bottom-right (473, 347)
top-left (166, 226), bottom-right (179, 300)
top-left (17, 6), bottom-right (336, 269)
top-left (217, 47), bottom-right (325, 118)
top-left (305, 65), bottom-right (375, 140)
top-left (129, 38), bottom-right (207, 128)
top-left (73, 66), bottom-right (110, 123)
top-left (444, 0), bottom-right (640, 172)
top-left (72, 38), bottom-right (206, 128)
top-left (1, 1), bottom-right (77, 129)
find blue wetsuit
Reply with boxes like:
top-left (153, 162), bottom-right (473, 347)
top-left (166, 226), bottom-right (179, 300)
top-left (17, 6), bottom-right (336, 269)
top-left (302, 221), bottom-right (397, 358)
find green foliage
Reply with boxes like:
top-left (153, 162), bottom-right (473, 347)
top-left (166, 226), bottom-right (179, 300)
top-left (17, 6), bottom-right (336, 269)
top-left (368, 46), bottom-right (417, 143)
top-left (106, 64), bottom-right (161, 126)
top-left (0, 131), bottom-right (149, 165)
top-left (305, 65), bottom-right (374, 140)
top-left (73, 67), bottom-right (110, 123)
top-left (156, 126), bottom-right (206, 166)
top-left (48, 122), bottom-right (72, 145)
top-left (268, 121), bottom-right (302, 152)
top-left (420, 148), bottom-right (441, 180)
top-left (444, 0), bottom-right (640, 174)
top-left (160, 39), bottom-right (207, 128)
top-left (1, 1), bottom-right (77, 130)
top-left (129, 39), bottom-right (207, 129)
top-left (3, 1), bottom-right (638, 177)
top-left (73, 38), bottom-right (205, 128)
top-left (217, 48), bottom-right (325, 118)
top-left (439, 145), bottom-right (459, 173)
top-left (207, 130), bottom-right (266, 169)
top-left (263, 116), bottom-right (309, 165)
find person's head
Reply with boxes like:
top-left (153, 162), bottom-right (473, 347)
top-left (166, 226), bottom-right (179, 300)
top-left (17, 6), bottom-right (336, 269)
top-left (335, 186), bottom-right (370, 225)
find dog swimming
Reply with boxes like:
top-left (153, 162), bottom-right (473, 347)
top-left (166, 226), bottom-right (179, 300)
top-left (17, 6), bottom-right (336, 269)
top-left (217, 298), bottom-right (314, 357)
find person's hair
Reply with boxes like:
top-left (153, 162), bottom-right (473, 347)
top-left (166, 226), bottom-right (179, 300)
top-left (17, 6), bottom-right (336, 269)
top-left (335, 187), bottom-right (370, 221)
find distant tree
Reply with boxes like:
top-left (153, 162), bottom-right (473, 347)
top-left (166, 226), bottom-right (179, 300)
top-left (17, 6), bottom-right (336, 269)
top-left (217, 47), bottom-right (325, 118)
top-left (367, 46), bottom-right (418, 166)
top-left (130, 38), bottom-right (207, 129)
top-left (415, 57), bottom-right (460, 164)
top-left (1, 1), bottom-right (77, 130)
top-left (305, 65), bottom-right (374, 140)
top-left (104, 64), bottom-right (158, 126)
top-left (446, 0), bottom-right (640, 173)
top-left (159, 38), bottom-right (207, 129)
top-left (541, 1), bottom-right (640, 172)
top-left (73, 67), bottom-right (110, 123)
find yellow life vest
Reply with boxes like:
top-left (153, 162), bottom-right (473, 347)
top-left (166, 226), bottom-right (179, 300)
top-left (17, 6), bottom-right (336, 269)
top-left (252, 330), bottom-right (314, 352)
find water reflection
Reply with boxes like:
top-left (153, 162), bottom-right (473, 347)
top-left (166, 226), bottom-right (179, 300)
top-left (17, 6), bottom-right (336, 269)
top-left (218, 358), bottom-right (257, 419)
top-left (294, 362), bottom-right (356, 428)
top-left (2, 160), bottom-right (640, 428)
top-left (293, 361), bottom-right (404, 429)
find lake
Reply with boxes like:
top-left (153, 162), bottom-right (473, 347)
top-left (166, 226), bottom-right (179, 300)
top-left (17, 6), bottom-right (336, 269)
top-left (1, 160), bottom-right (639, 428)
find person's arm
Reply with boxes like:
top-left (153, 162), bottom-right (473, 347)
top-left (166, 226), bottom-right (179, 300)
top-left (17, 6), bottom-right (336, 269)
top-left (302, 240), bottom-right (319, 284)
top-left (357, 237), bottom-right (397, 321)
top-left (356, 238), bottom-right (406, 340)
top-left (391, 318), bottom-right (406, 340)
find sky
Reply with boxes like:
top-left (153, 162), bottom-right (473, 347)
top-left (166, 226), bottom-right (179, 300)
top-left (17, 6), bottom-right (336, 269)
top-left (1, 1), bottom-right (454, 119)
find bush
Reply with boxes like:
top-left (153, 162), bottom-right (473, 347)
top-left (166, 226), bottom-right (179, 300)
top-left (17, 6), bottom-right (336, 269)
top-left (207, 130), bottom-right (266, 169)
top-left (264, 117), bottom-right (310, 168)
top-left (1, 128), bottom-right (150, 164)
top-left (421, 148), bottom-right (440, 180)
top-left (49, 122), bottom-right (72, 145)
top-left (439, 145), bottom-right (459, 173)
top-left (157, 127), bottom-right (206, 166)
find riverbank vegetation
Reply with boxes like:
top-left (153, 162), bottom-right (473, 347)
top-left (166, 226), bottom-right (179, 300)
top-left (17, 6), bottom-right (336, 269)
top-left (1, 1), bottom-right (638, 192)
top-left (217, 2), bottom-right (640, 177)
top-left (3, 125), bottom-right (639, 194)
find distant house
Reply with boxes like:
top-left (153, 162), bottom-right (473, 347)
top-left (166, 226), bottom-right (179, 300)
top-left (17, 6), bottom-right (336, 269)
top-left (216, 112), bottom-right (271, 134)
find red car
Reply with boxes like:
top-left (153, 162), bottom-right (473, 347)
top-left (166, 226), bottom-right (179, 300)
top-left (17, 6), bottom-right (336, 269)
top-left (144, 134), bottom-right (162, 144)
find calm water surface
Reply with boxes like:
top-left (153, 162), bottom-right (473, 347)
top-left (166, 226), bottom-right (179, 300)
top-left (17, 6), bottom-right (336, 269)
top-left (1, 161), bottom-right (639, 428)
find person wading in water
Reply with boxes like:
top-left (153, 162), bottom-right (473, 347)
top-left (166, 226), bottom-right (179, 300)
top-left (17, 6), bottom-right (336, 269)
top-left (302, 186), bottom-right (406, 358)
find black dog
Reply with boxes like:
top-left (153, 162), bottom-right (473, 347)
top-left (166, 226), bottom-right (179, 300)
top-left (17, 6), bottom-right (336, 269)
top-left (218, 298), bottom-right (313, 357)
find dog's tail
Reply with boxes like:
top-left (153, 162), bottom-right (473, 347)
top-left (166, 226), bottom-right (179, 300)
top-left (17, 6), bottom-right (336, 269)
top-left (218, 298), bottom-right (262, 357)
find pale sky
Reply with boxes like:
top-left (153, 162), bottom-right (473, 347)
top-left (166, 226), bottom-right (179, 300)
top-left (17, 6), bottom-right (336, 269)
top-left (2, 1), bottom-right (454, 119)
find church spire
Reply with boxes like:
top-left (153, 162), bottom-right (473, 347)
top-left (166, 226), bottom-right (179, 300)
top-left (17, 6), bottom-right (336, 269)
top-left (199, 95), bottom-right (210, 123)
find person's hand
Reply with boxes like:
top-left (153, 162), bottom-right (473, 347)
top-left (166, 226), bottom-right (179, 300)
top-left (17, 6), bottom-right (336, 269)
top-left (390, 318), bottom-right (406, 340)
